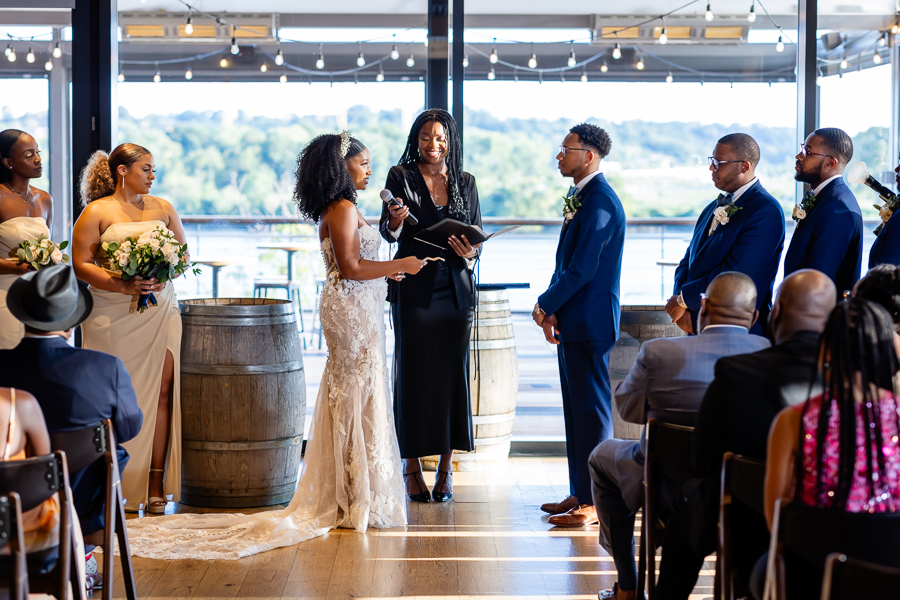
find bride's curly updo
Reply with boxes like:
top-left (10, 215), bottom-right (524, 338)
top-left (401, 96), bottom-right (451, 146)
top-left (79, 142), bottom-right (151, 206)
top-left (293, 133), bottom-right (366, 223)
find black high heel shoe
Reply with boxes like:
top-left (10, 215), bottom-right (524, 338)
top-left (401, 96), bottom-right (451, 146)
top-left (432, 470), bottom-right (453, 502)
top-left (404, 470), bottom-right (432, 503)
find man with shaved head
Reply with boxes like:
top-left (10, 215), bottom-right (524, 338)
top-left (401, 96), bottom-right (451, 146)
top-left (586, 272), bottom-right (769, 600)
top-left (654, 269), bottom-right (837, 599)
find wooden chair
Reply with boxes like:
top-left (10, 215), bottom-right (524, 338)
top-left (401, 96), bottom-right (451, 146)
top-left (819, 553), bottom-right (900, 600)
top-left (50, 420), bottom-right (137, 600)
top-left (0, 493), bottom-right (29, 600)
top-left (638, 418), bottom-right (696, 600)
top-left (716, 452), bottom-right (765, 600)
top-left (763, 500), bottom-right (900, 600)
top-left (0, 451), bottom-right (85, 600)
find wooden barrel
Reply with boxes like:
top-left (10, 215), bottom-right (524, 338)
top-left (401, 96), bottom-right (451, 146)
top-left (610, 305), bottom-right (686, 440)
top-left (179, 298), bottom-right (306, 507)
top-left (422, 288), bottom-right (518, 472)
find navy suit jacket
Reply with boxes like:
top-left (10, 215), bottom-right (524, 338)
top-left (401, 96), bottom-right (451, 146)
top-left (784, 177), bottom-right (863, 295)
top-left (0, 336), bottom-right (142, 533)
top-left (538, 173), bottom-right (625, 343)
top-left (869, 209), bottom-right (900, 269)
top-left (674, 180), bottom-right (785, 336)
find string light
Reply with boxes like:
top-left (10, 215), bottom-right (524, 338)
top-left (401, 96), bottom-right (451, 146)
top-left (666, 71), bottom-right (674, 83)
top-left (580, 67), bottom-right (588, 82)
top-left (527, 43), bottom-right (537, 69)
top-left (356, 42), bottom-right (365, 67)
top-left (259, 63), bottom-right (267, 73)
top-left (275, 48), bottom-right (284, 66)
top-left (600, 61), bottom-right (609, 73)
top-left (25, 48), bottom-right (35, 64)
top-left (612, 43), bottom-right (622, 60)
top-left (44, 58), bottom-right (53, 71)
top-left (390, 44), bottom-right (400, 60)
top-left (52, 42), bottom-right (61, 58)
top-left (7, 47), bottom-right (16, 63)
top-left (892, 19), bottom-right (899, 35)
top-left (873, 52), bottom-right (883, 64)
top-left (840, 55), bottom-right (848, 70)
top-left (230, 28), bottom-right (239, 55)
top-left (4, 44), bottom-right (10, 57)
top-left (184, 13), bottom-right (193, 35)
top-left (407, 51), bottom-right (415, 68)
top-left (316, 44), bottom-right (324, 69)
top-left (280, 73), bottom-right (287, 83)
top-left (705, 3), bottom-right (714, 21)
top-left (635, 54), bottom-right (645, 70)
top-left (747, 2), bottom-right (757, 23)
top-left (219, 57), bottom-right (228, 67)
top-left (775, 35), bottom-right (785, 52)
top-left (153, 69), bottom-right (161, 83)
top-left (878, 32), bottom-right (888, 47)
top-left (462, 54), bottom-right (469, 68)
top-left (376, 64), bottom-right (384, 82)
top-left (117, 72), bottom-right (125, 82)
top-left (487, 67), bottom-right (496, 80)
top-left (489, 39), bottom-right (498, 64)
top-left (567, 42), bottom-right (576, 67)
top-left (659, 26), bottom-right (668, 45)
top-left (185, 65), bottom-right (193, 79)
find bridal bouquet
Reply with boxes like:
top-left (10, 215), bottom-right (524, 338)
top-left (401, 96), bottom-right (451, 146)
top-left (12, 235), bottom-right (69, 270)
top-left (102, 225), bottom-right (200, 312)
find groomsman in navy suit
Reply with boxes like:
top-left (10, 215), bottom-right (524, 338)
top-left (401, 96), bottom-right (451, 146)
top-left (533, 123), bottom-right (626, 526)
top-left (784, 128), bottom-right (863, 294)
top-left (867, 154), bottom-right (900, 268)
top-left (666, 133), bottom-right (785, 336)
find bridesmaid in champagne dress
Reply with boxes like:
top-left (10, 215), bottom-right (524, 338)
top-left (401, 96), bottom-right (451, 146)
top-left (0, 129), bottom-right (54, 349)
top-left (72, 143), bottom-right (186, 513)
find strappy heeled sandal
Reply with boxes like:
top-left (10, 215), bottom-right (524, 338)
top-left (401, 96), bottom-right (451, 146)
top-left (403, 470), bottom-right (432, 503)
top-left (148, 468), bottom-right (167, 514)
top-left (432, 469), bottom-right (453, 502)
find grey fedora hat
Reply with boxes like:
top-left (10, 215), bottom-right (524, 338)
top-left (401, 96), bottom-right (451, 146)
top-left (7, 264), bottom-right (92, 331)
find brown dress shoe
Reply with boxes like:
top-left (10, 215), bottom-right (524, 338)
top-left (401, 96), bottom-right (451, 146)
top-left (548, 503), bottom-right (599, 527)
top-left (540, 495), bottom-right (579, 514)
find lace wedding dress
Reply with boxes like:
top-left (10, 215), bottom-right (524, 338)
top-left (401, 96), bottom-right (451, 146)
top-left (125, 224), bottom-right (407, 560)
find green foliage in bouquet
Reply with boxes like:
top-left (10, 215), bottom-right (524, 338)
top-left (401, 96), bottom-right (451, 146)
top-left (15, 236), bottom-right (69, 270)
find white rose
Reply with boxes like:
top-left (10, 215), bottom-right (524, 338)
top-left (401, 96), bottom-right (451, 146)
top-left (137, 232), bottom-right (152, 246)
top-left (880, 206), bottom-right (893, 224)
top-left (120, 240), bottom-right (132, 252)
top-left (40, 238), bottom-right (53, 248)
top-left (161, 242), bottom-right (178, 264)
top-left (792, 205), bottom-right (807, 220)
top-left (117, 252), bottom-right (129, 267)
top-left (50, 248), bottom-right (63, 264)
top-left (713, 206), bottom-right (729, 225)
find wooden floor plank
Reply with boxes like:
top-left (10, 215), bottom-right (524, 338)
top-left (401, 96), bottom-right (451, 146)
top-left (146, 559), bottom-right (210, 599)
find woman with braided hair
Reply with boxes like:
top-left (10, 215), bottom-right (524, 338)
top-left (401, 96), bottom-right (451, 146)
top-left (379, 109), bottom-right (483, 502)
top-left (0, 129), bottom-right (54, 349)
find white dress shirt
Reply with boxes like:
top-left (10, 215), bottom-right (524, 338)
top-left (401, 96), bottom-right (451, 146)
top-left (812, 174), bottom-right (842, 197)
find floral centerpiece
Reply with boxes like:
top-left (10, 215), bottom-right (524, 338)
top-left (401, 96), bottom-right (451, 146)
top-left (11, 235), bottom-right (69, 270)
top-left (102, 225), bottom-right (200, 312)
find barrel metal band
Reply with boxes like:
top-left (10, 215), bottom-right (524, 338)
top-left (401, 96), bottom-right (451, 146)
top-left (477, 290), bottom-right (509, 303)
top-left (471, 338), bottom-right (517, 351)
top-left (181, 360), bottom-right (304, 375)
top-left (471, 410), bottom-right (516, 425)
top-left (180, 302), bottom-right (294, 316)
top-left (473, 433), bottom-right (513, 447)
top-left (181, 315), bottom-right (297, 327)
top-left (183, 435), bottom-right (303, 451)
top-left (473, 317), bottom-right (513, 327)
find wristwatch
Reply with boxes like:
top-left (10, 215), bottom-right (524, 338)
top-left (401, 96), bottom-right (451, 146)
top-left (533, 302), bottom-right (545, 315)
top-left (676, 293), bottom-right (687, 309)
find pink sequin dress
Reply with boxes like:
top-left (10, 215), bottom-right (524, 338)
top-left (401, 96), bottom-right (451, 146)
top-left (796, 392), bottom-right (900, 513)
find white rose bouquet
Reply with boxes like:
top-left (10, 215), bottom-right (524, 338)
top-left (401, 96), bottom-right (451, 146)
top-left (102, 225), bottom-right (200, 312)
top-left (12, 235), bottom-right (69, 270)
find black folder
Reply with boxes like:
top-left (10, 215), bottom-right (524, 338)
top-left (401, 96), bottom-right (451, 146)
top-left (413, 219), bottom-right (521, 250)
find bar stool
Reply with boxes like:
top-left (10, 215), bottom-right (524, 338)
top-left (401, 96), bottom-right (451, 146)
top-left (309, 277), bottom-right (326, 350)
top-left (254, 244), bottom-right (313, 332)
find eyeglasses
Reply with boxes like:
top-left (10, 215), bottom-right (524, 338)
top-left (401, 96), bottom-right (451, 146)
top-left (798, 144), bottom-right (835, 160)
top-left (559, 145), bottom-right (590, 157)
top-left (707, 157), bottom-right (744, 170)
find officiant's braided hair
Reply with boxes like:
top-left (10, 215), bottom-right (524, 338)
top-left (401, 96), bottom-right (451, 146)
top-left (0, 129), bottom-right (26, 184)
top-left (293, 133), bottom-right (366, 223)
top-left (855, 264), bottom-right (900, 331)
top-left (797, 297), bottom-right (900, 510)
top-left (398, 109), bottom-right (469, 223)
top-left (79, 143), bottom-right (152, 206)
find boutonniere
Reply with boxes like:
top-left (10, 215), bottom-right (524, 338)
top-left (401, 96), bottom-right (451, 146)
top-left (792, 191), bottom-right (817, 221)
top-left (873, 195), bottom-right (900, 235)
top-left (562, 192), bottom-right (582, 226)
top-left (709, 203), bottom-right (742, 234)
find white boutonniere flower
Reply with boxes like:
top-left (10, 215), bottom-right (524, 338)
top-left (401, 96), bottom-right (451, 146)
top-left (708, 204), bottom-right (743, 235)
top-left (792, 205), bottom-right (807, 221)
top-left (562, 193), bottom-right (582, 227)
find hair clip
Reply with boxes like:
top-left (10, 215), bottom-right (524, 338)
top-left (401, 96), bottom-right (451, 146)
top-left (339, 130), bottom-right (352, 157)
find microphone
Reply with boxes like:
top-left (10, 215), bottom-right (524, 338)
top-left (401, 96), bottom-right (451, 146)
top-left (380, 189), bottom-right (419, 225)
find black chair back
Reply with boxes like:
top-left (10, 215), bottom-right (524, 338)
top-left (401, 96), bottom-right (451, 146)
top-left (718, 453), bottom-right (766, 600)
top-left (49, 423), bottom-right (108, 473)
top-left (0, 493), bottom-right (29, 600)
top-left (646, 418), bottom-right (696, 477)
top-left (726, 454), bottom-right (765, 515)
top-left (820, 553), bottom-right (900, 600)
top-left (0, 454), bottom-right (62, 512)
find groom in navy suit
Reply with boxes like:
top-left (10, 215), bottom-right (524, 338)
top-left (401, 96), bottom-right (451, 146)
top-left (784, 127), bottom-right (863, 295)
top-left (533, 123), bottom-right (626, 526)
top-left (666, 133), bottom-right (785, 337)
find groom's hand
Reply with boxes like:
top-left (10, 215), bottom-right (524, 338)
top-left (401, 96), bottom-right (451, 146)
top-left (675, 310), bottom-right (695, 335)
top-left (542, 314), bottom-right (560, 345)
top-left (532, 308), bottom-right (545, 327)
top-left (665, 295), bottom-right (686, 321)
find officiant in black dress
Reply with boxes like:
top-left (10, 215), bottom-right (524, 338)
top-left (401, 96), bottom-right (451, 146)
top-left (379, 109), bottom-right (482, 503)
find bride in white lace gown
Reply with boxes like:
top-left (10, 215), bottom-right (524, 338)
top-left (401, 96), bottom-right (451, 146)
top-left (125, 133), bottom-right (425, 560)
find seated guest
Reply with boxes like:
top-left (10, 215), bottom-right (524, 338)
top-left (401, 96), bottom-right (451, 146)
top-left (587, 271), bottom-right (769, 600)
top-left (0, 265), bottom-right (142, 540)
top-left (853, 263), bottom-right (900, 329)
top-left (653, 269), bottom-right (836, 599)
top-left (760, 297), bottom-right (900, 600)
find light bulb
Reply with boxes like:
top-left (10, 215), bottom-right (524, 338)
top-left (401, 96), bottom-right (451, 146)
top-left (462, 54), bottom-right (469, 68)
top-left (185, 16), bottom-right (193, 35)
top-left (280, 73), bottom-right (287, 83)
top-left (153, 71), bottom-right (161, 83)
top-left (879, 33), bottom-right (888, 47)
top-left (568, 49), bottom-right (576, 68)
top-left (528, 53), bottom-right (537, 69)
top-left (580, 71), bottom-right (588, 83)
top-left (666, 72), bottom-right (673, 83)
top-left (748, 4), bottom-right (757, 23)
top-left (489, 49), bottom-right (498, 64)
top-left (316, 54), bottom-right (324, 69)
top-left (259, 63), bottom-right (267, 73)
top-left (376, 68), bottom-right (384, 82)
top-left (407, 54), bottom-right (415, 67)
top-left (230, 37), bottom-right (239, 55)
top-left (26, 48), bottom-right (35, 64)
top-left (636, 58), bottom-right (645, 70)
top-left (487, 67), bottom-right (496, 80)
top-left (391, 45), bottom-right (399, 60)
top-left (4, 44), bottom-right (10, 57)
top-left (219, 57), bottom-right (228, 68)
top-left (705, 3), bottom-right (714, 21)
top-left (44, 59), bottom-right (53, 72)
top-left (873, 52), bottom-right (883, 64)
top-left (185, 66), bottom-right (193, 79)
top-left (357, 52), bottom-right (365, 67)
top-left (423, 37), bottom-right (428, 48)
top-left (840, 58), bottom-right (848, 70)
top-left (775, 36), bottom-right (784, 52)
top-left (117, 72), bottom-right (125, 82)
top-left (612, 43), bottom-right (622, 60)
top-left (659, 28), bottom-right (668, 45)
top-left (7, 49), bottom-right (16, 63)
top-left (892, 22), bottom-right (900, 35)
top-left (52, 43), bottom-right (61, 58)
top-left (275, 49), bottom-right (283, 66)
top-left (600, 61), bottom-right (608, 73)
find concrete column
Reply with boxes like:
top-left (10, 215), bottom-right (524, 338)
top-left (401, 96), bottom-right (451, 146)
top-left (48, 27), bottom-right (71, 241)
